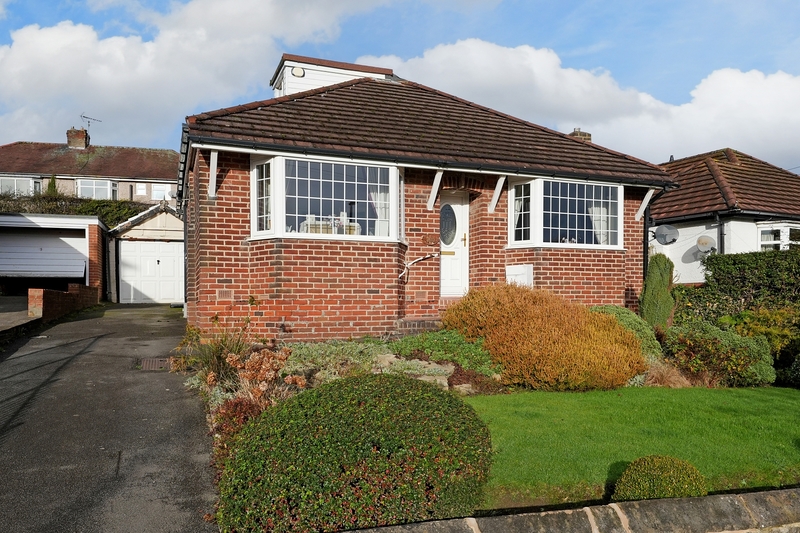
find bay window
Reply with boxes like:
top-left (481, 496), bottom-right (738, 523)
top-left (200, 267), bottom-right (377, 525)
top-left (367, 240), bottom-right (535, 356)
top-left (252, 156), bottom-right (396, 240)
top-left (511, 178), bottom-right (622, 248)
top-left (759, 223), bottom-right (800, 251)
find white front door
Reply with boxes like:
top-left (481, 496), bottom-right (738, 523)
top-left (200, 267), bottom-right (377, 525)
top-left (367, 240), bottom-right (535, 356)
top-left (439, 192), bottom-right (469, 297)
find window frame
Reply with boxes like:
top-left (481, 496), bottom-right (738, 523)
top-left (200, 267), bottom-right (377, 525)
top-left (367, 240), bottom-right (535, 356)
top-left (151, 183), bottom-right (167, 201)
top-left (757, 222), bottom-right (800, 251)
top-left (250, 155), bottom-right (400, 242)
top-left (507, 176), bottom-right (625, 250)
top-left (0, 177), bottom-right (40, 196)
top-left (77, 179), bottom-right (117, 200)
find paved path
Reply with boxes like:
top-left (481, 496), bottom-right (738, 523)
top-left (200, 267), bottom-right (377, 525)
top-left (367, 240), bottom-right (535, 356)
top-left (0, 304), bottom-right (217, 533)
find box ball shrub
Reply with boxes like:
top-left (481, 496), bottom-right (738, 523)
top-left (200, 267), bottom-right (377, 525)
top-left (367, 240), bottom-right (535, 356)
top-left (216, 374), bottom-right (492, 533)
top-left (612, 455), bottom-right (707, 501)
top-left (442, 284), bottom-right (646, 391)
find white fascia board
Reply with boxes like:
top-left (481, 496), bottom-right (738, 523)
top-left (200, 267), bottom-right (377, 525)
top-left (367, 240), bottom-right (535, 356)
top-left (0, 213), bottom-right (103, 230)
top-left (283, 59), bottom-right (388, 80)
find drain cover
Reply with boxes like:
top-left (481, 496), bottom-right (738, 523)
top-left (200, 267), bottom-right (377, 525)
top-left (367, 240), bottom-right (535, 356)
top-left (139, 358), bottom-right (170, 371)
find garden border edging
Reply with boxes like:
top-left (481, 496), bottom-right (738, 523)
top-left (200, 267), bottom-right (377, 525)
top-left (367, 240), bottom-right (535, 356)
top-left (353, 487), bottom-right (800, 532)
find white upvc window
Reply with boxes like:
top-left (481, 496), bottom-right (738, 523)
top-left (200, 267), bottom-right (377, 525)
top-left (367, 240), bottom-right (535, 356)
top-left (758, 223), bottom-right (800, 251)
top-left (251, 155), bottom-right (398, 241)
top-left (151, 183), bottom-right (166, 200)
top-left (0, 177), bottom-right (39, 196)
top-left (509, 177), bottom-right (623, 248)
top-left (136, 183), bottom-right (147, 196)
top-left (77, 179), bottom-right (117, 200)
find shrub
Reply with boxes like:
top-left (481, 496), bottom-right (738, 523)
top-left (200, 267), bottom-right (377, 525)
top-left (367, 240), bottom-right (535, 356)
top-left (591, 305), bottom-right (663, 364)
top-left (612, 455), bottom-right (707, 501)
top-left (389, 329), bottom-right (499, 377)
top-left (442, 284), bottom-right (646, 391)
top-left (664, 321), bottom-right (775, 387)
top-left (718, 306), bottom-right (800, 365)
top-left (174, 320), bottom-right (251, 390)
top-left (640, 253), bottom-right (675, 329)
top-left (224, 345), bottom-right (307, 407)
top-left (282, 340), bottom-right (384, 386)
top-left (209, 397), bottom-right (263, 467)
top-left (644, 361), bottom-right (692, 388)
top-left (781, 356), bottom-right (800, 388)
top-left (217, 374), bottom-right (492, 532)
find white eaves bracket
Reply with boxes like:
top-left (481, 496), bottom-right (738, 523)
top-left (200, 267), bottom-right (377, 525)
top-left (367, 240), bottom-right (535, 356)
top-left (635, 188), bottom-right (657, 222)
top-left (426, 170), bottom-right (443, 211)
top-left (208, 150), bottom-right (219, 199)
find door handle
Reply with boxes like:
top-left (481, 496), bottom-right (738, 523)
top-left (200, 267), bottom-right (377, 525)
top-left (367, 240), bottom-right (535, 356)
top-left (461, 234), bottom-right (467, 246)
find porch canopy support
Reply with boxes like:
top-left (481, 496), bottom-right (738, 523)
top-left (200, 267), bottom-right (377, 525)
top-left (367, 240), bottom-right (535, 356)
top-left (635, 188), bottom-right (657, 221)
top-left (426, 170), bottom-right (443, 211)
top-left (489, 175), bottom-right (506, 213)
top-left (208, 150), bottom-right (219, 199)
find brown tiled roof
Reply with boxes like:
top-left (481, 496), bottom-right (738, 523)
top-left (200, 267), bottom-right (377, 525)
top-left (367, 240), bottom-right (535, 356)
top-left (651, 148), bottom-right (800, 222)
top-left (184, 77), bottom-right (671, 186)
top-left (0, 142), bottom-right (179, 181)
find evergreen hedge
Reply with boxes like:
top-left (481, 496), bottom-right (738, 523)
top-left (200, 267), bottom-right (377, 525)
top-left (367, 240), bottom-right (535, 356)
top-left (640, 254), bottom-right (675, 329)
top-left (0, 193), bottom-right (152, 228)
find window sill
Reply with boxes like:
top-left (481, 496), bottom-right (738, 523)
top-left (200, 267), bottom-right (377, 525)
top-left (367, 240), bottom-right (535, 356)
top-left (505, 242), bottom-right (625, 252)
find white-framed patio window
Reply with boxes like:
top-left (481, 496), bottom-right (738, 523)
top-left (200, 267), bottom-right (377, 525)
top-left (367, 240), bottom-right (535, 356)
top-left (0, 177), bottom-right (39, 196)
top-left (251, 155), bottom-right (398, 241)
top-left (509, 177), bottom-right (623, 248)
top-left (758, 222), bottom-right (800, 251)
top-left (77, 179), bottom-right (117, 200)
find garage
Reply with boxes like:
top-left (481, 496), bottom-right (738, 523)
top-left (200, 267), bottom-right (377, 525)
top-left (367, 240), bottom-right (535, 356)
top-left (119, 240), bottom-right (183, 303)
top-left (109, 202), bottom-right (184, 304)
top-left (0, 214), bottom-right (105, 295)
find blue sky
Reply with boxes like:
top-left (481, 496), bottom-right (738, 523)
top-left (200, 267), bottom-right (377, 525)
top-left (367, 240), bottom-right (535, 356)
top-left (0, 0), bottom-right (798, 169)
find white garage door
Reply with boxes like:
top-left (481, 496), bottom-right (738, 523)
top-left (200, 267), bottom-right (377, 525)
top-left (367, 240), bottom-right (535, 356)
top-left (119, 240), bottom-right (184, 304)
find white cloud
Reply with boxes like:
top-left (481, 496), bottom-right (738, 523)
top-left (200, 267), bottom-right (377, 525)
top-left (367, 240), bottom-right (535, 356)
top-left (0, 0), bottom-right (390, 147)
top-left (360, 39), bottom-right (800, 169)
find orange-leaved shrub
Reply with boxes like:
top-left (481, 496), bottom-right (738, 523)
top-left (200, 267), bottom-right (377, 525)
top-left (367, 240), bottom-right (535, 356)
top-left (442, 284), bottom-right (646, 391)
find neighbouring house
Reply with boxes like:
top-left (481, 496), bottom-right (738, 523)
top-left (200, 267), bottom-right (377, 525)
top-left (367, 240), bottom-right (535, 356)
top-left (650, 148), bottom-right (800, 284)
top-left (177, 53), bottom-right (674, 340)
top-left (0, 129), bottom-right (185, 303)
top-left (108, 201), bottom-right (185, 304)
top-left (0, 127), bottom-right (180, 204)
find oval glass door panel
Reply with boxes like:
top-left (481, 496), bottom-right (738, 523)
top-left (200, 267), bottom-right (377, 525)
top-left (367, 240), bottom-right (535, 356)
top-left (440, 204), bottom-right (457, 245)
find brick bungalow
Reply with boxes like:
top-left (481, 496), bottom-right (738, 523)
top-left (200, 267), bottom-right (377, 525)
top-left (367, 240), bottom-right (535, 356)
top-left (177, 54), bottom-right (674, 340)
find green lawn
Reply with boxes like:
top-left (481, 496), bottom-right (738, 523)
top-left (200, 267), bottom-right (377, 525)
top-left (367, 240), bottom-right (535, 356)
top-left (465, 387), bottom-right (800, 509)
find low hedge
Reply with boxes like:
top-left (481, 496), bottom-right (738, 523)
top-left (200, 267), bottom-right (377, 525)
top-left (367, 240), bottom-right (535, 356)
top-left (216, 374), bottom-right (492, 532)
top-left (612, 455), bottom-right (707, 501)
top-left (664, 321), bottom-right (775, 387)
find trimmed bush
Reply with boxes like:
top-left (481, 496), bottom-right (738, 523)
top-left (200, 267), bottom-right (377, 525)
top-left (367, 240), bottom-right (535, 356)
top-left (612, 455), bottom-right (707, 501)
top-left (591, 305), bottom-right (663, 364)
top-left (389, 329), bottom-right (498, 377)
top-left (442, 284), bottom-right (646, 391)
top-left (640, 253), bottom-right (675, 329)
top-left (665, 321), bottom-right (775, 387)
top-left (718, 307), bottom-right (800, 366)
top-left (217, 374), bottom-right (492, 532)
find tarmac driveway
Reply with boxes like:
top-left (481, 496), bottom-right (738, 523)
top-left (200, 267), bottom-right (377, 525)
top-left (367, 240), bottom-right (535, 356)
top-left (0, 304), bottom-right (217, 533)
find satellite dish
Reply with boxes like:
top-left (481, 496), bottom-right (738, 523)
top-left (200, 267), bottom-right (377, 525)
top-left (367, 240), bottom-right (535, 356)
top-left (653, 225), bottom-right (679, 245)
top-left (165, 190), bottom-right (175, 199)
top-left (696, 235), bottom-right (717, 253)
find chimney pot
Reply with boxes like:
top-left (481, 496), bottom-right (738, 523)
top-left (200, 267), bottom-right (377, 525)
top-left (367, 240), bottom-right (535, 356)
top-left (67, 127), bottom-right (90, 149)
top-left (567, 127), bottom-right (591, 143)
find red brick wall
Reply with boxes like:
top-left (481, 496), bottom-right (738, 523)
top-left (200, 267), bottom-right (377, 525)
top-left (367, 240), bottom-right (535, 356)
top-left (28, 284), bottom-right (100, 322)
top-left (87, 224), bottom-right (104, 293)
top-left (184, 150), bottom-right (650, 340)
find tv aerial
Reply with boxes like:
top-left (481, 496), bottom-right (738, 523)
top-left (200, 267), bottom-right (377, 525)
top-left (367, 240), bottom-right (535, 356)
top-left (696, 235), bottom-right (717, 254)
top-left (80, 113), bottom-right (102, 133)
top-left (652, 224), bottom-right (679, 245)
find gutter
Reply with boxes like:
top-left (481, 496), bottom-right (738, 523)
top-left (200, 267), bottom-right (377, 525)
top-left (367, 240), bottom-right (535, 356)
top-left (177, 134), bottom-right (673, 193)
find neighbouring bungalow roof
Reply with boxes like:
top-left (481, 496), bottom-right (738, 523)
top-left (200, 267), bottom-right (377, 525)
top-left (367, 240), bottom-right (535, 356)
top-left (180, 76), bottom-right (672, 192)
top-left (0, 142), bottom-right (179, 181)
top-left (651, 148), bottom-right (800, 223)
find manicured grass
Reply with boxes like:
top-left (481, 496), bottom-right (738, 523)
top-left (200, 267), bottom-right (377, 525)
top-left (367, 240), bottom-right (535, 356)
top-left (465, 387), bottom-right (800, 508)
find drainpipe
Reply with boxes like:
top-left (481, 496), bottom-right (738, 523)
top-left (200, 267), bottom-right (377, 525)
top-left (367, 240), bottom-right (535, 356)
top-left (716, 213), bottom-right (726, 254)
